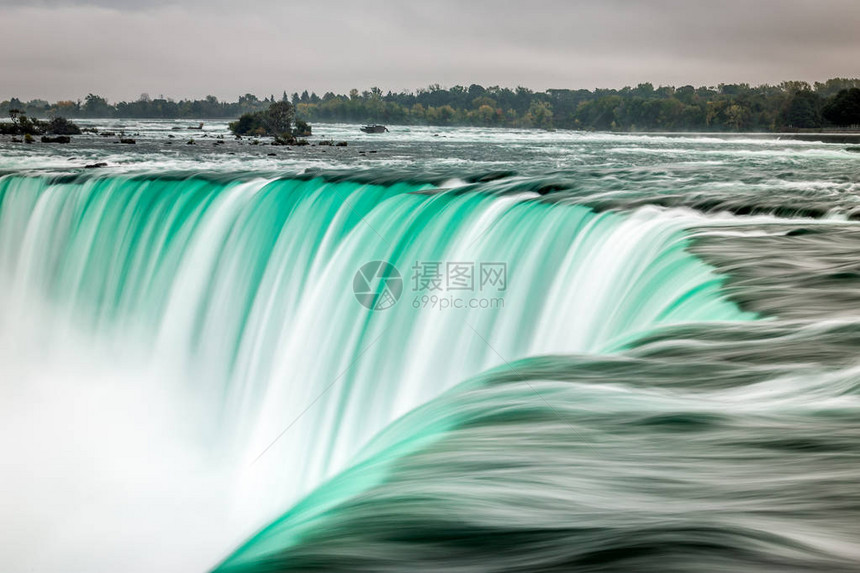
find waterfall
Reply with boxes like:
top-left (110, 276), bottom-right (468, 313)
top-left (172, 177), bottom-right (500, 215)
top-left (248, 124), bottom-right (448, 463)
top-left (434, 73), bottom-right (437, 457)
top-left (0, 173), bottom-right (751, 571)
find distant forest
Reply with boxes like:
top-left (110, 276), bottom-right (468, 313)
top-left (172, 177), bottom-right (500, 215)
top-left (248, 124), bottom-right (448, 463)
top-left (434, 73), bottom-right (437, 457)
top-left (3, 78), bottom-right (859, 132)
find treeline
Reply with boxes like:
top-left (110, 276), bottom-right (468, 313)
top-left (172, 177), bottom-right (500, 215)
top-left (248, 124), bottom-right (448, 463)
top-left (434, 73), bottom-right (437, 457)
top-left (3, 79), bottom-right (860, 131)
top-left (293, 81), bottom-right (859, 131)
top-left (0, 93), bottom-right (275, 120)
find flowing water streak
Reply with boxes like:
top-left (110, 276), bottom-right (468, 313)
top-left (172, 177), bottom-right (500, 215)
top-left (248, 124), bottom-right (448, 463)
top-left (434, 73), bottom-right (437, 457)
top-left (0, 172), bottom-right (752, 571)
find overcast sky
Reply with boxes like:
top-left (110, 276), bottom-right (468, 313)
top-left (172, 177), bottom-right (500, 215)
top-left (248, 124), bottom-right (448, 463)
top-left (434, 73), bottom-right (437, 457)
top-left (1, 0), bottom-right (858, 102)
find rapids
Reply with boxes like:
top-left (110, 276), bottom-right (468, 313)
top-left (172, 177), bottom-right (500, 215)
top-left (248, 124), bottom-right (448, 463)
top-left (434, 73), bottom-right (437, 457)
top-left (1, 123), bottom-right (858, 572)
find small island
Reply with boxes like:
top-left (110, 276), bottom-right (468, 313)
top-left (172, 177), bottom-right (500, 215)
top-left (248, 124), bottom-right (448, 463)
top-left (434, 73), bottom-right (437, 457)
top-left (229, 101), bottom-right (312, 144)
top-left (0, 109), bottom-right (81, 138)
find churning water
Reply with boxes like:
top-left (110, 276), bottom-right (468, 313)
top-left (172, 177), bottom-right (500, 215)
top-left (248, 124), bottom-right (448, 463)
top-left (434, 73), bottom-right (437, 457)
top-left (1, 123), bottom-right (859, 572)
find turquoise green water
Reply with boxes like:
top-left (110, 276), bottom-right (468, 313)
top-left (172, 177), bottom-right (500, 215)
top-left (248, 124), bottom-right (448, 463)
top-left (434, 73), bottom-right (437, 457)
top-left (2, 125), bottom-right (859, 572)
top-left (0, 170), bottom-right (752, 570)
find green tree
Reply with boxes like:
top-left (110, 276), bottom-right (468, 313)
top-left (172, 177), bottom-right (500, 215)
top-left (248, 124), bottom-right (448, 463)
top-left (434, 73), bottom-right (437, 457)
top-left (781, 90), bottom-right (822, 128)
top-left (822, 88), bottom-right (860, 127)
top-left (725, 104), bottom-right (750, 130)
top-left (525, 100), bottom-right (553, 129)
top-left (82, 94), bottom-right (112, 117)
top-left (263, 101), bottom-right (295, 135)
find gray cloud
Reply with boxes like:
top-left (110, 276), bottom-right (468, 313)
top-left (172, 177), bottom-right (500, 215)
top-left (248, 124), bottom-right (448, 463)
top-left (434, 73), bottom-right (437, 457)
top-left (1, 0), bottom-right (858, 101)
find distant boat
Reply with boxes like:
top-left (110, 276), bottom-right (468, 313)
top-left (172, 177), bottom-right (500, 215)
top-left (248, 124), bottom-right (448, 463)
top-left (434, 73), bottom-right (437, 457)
top-left (172, 122), bottom-right (204, 130)
top-left (361, 125), bottom-right (389, 133)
